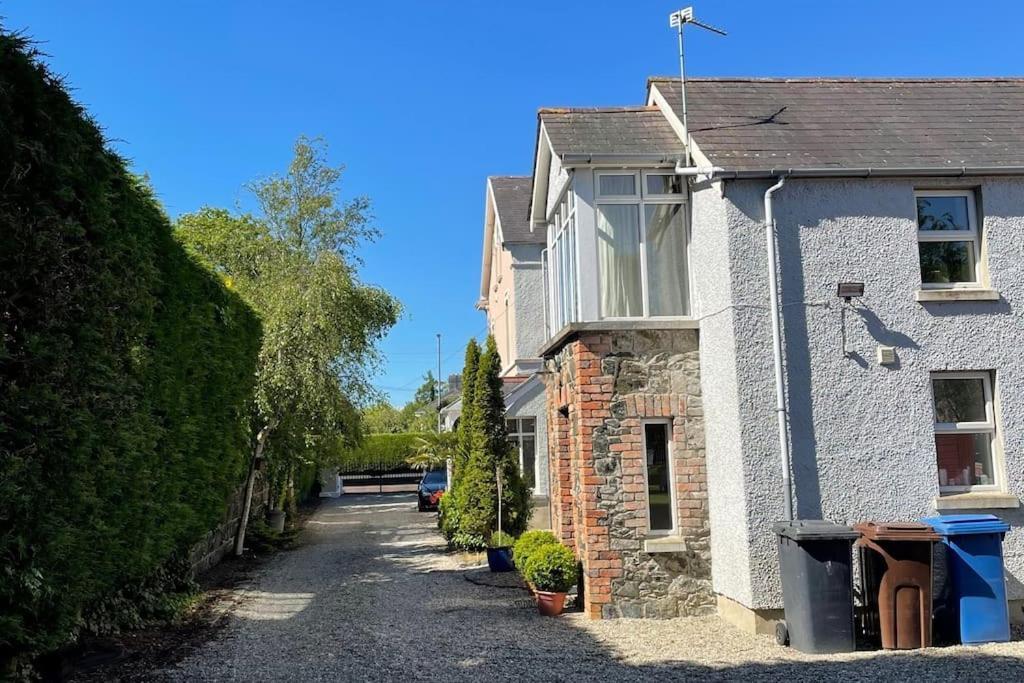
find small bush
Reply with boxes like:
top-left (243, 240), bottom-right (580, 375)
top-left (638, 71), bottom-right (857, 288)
top-left (512, 530), bottom-right (560, 573)
top-left (246, 521), bottom-right (300, 555)
top-left (523, 544), bottom-right (578, 593)
top-left (488, 531), bottom-right (516, 549)
top-left (450, 531), bottom-right (486, 552)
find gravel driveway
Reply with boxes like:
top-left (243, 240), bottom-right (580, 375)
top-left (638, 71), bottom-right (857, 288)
top-left (163, 493), bottom-right (1024, 681)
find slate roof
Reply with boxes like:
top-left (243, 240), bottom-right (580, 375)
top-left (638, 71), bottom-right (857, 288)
top-left (649, 77), bottom-right (1024, 172)
top-left (539, 106), bottom-right (685, 159)
top-left (489, 176), bottom-right (541, 244)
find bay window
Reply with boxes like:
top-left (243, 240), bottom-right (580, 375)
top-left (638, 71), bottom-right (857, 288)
top-left (596, 171), bottom-right (689, 318)
top-left (546, 190), bottom-right (579, 334)
top-left (931, 372), bottom-right (1000, 491)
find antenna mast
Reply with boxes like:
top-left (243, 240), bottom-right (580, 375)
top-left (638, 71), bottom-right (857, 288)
top-left (668, 7), bottom-right (727, 167)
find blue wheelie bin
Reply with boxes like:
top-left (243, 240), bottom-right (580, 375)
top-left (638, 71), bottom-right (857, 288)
top-left (920, 514), bottom-right (1011, 644)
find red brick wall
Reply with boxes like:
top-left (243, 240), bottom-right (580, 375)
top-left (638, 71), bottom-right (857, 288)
top-left (544, 329), bottom-right (712, 619)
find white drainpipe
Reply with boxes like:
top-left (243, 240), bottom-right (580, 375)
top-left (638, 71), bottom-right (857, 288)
top-left (764, 176), bottom-right (793, 521)
top-left (677, 163), bottom-right (794, 519)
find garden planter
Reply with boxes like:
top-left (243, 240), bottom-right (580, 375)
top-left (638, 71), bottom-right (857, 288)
top-left (535, 590), bottom-right (567, 617)
top-left (268, 510), bottom-right (286, 533)
top-left (486, 547), bottom-right (514, 572)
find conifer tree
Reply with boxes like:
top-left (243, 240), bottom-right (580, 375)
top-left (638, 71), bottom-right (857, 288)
top-left (451, 335), bottom-right (531, 548)
top-left (456, 339), bottom-right (481, 477)
top-left (439, 338), bottom-right (480, 543)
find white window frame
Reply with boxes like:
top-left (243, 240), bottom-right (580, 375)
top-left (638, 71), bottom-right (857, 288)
top-left (594, 170), bottom-right (689, 319)
top-left (915, 190), bottom-right (982, 290)
top-left (641, 418), bottom-right (676, 535)
top-left (546, 186), bottom-right (579, 335)
top-left (541, 247), bottom-right (550, 335)
top-left (507, 417), bottom-right (538, 490)
top-left (931, 371), bottom-right (1002, 493)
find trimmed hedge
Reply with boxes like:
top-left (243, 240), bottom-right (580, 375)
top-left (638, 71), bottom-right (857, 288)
top-left (337, 433), bottom-right (430, 473)
top-left (0, 32), bottom-right (261, 662)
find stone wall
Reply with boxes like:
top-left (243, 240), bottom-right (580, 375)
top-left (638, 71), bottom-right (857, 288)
top-left (544, 328), bottom-right (713, 619)
top-left (188, 473), bottom-right (268, 575)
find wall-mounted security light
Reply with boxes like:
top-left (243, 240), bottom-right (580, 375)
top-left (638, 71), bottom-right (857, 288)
top-left (837, 282), bottom-right (865, 302)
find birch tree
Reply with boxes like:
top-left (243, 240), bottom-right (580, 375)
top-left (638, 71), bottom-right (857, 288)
top-left (177, 136), bottom-right (400, 554)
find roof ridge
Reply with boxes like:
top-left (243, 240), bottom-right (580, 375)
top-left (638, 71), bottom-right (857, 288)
top-left (648, 76), bottom-right (1024, 84)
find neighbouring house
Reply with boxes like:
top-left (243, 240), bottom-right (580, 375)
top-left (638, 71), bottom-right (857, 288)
top-left (525, 76), bottom-right (1024, 627)
top-left (463, 176), bottom-right (551, 528)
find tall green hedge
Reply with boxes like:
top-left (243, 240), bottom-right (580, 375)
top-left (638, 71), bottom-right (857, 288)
top-left (337, 433), bottom-right (429, 473)
top-left (0, 32), bottom-right (261, 662)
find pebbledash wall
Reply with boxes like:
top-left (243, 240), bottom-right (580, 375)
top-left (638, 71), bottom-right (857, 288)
top-left (543, 327), bottom-right (714, 619)
top-left (690, 175), bottom-right (1024, 624)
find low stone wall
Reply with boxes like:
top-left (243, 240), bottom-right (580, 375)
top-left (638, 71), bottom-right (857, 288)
top-left (188, 473), bottom-right (268, 575)
top-left (544, 329), bottom-right (713, 619)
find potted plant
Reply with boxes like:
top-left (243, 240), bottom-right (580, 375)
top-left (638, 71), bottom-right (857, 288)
top-left (513, 530), bottom-right (560, 594)
top-left (486, 531), bottom-right (516, 572)
top-left (523, 544), bottom-right (578, 617)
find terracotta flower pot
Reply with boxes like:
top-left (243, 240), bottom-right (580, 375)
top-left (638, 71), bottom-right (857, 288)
top-left (535, 590), bottom-right (567, 617)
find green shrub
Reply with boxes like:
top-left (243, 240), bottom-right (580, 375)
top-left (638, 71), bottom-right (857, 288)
top-left (512, 531), bottom-right (560, 573)
top-left (523, 544), bottom-right (579, 594)
top-left (488, 531), bottom-right (516, 549)
top-left (437, 490), bottom-right (460, 542)
top-left (0, 31), bottom-right (261, 663)
top-left (337, 433), bottom-right (430, 473)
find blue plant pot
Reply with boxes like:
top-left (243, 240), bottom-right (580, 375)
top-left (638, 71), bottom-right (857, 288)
top-left (487, 547), bottom-right (514, 573)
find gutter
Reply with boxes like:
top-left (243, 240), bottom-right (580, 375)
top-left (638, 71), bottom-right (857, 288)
top-left (561, 152), bottom-right (683, 166)
top-left (681, 164), bottom-right (1024, 180)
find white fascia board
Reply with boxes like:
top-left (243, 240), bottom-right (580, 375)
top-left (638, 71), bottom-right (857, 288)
top-left (529, 125), bottom-right (553, 231)
top-left (480, 179), bottom-right (497, 301)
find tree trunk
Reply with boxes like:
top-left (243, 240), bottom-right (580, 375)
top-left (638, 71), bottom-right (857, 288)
top-left (234, 424), bottom-right (272, 557)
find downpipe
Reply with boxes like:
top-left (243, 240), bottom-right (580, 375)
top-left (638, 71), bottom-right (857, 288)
top-left (764, 176), bottom-right (794, 521)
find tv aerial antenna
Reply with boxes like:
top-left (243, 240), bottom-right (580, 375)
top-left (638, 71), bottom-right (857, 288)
top-left (668, 7), bottom-right (727, 166)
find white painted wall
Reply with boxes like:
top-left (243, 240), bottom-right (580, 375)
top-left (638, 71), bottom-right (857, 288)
top-left (509, 243), bottom-right (545, 364)
top-left (696, 176), bottom-right (1024, 610)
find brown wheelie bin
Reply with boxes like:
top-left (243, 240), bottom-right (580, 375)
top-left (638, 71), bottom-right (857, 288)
top-left (855, 522), bottom-right (939, 649)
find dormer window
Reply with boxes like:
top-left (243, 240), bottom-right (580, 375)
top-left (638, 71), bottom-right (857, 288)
top-left (595, 171), bottom-right (688, 318)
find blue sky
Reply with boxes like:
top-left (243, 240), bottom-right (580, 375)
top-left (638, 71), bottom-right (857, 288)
top-left (8, 1), bottom-right (1020, 403)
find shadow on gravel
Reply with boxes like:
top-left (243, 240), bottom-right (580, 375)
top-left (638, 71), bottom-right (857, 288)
top-left (353, 495), bottom-right (1024, 682)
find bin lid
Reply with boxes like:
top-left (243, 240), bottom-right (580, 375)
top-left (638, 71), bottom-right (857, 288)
top-left (920, 514), bottom-right (1010, 536)
top-left (854, 521), bottom-right (940, 541)
top-left (773, 519), bottom-right (859, 541)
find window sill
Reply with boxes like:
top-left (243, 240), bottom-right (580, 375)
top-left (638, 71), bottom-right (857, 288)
top-left (933, 492), bottom-right (1020, 510)
top-left (915, 288), bottom-right (1000, 303)
top-left (643, 536), bottom-right (688, 553)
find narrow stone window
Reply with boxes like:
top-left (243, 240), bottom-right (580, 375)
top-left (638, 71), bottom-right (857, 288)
top-left (643, 421), bottom-right (674, 533)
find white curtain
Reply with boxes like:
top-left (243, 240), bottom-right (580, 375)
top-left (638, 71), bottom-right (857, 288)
top-left (645, 204), bottom-right (688, 316)
top-left (596, 204), bottom-right (642, 317)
